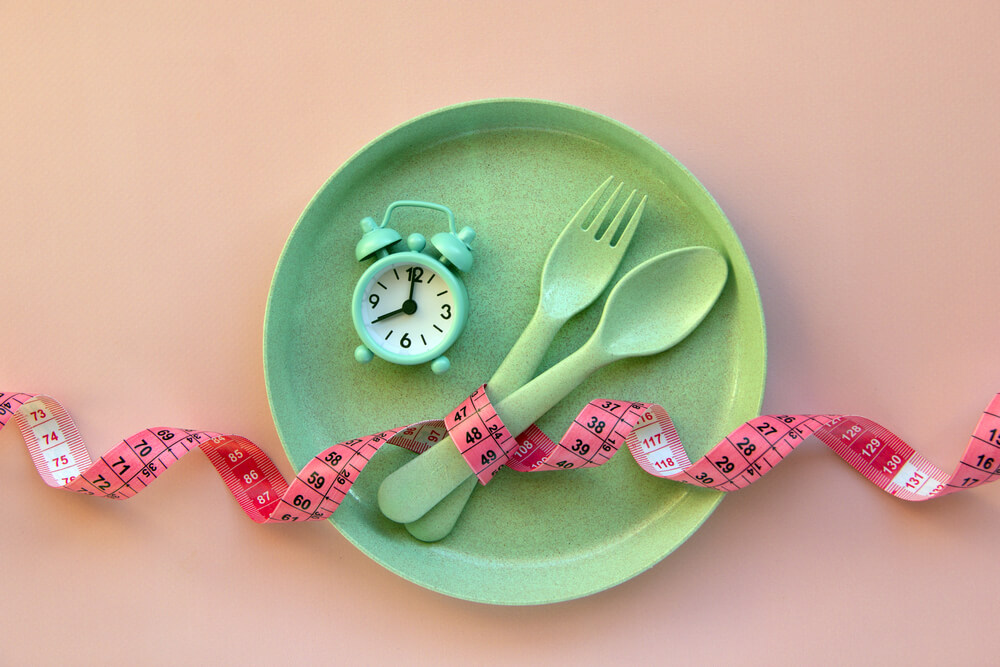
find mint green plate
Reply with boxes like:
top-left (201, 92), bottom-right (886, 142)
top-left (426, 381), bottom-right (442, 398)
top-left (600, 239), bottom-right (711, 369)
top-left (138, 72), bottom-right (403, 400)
top-left (264, 99), bottom-right (765, 605)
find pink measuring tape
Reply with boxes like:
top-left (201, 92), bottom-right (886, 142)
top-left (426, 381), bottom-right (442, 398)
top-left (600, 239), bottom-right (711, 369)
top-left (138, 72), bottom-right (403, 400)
top-left (3, 386), bottom-right (999, 521)
top-left (448, 385), bottom-right (1000, 499)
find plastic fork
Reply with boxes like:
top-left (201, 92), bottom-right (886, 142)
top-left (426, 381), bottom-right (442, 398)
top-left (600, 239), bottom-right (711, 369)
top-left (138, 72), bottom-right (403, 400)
top-left (485, 175), bottom-right (646, 402)
top-left (377, 176), bottom-right (647, 540)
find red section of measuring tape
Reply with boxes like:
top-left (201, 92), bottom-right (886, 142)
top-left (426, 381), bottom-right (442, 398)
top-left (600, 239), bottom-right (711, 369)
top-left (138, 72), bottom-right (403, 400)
top-left (0, 391), bottom-right (446, 523)
top-left (4, 389), bottom-right (1000, 519)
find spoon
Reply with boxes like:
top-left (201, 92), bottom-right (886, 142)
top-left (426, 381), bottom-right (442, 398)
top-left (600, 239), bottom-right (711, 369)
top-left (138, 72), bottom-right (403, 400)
top-left (377, 246), bottom-right (729, 525)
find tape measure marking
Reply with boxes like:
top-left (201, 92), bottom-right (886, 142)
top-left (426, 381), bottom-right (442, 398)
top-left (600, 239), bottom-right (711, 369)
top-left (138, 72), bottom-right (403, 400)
top-left (4, 389), bottom-right (999, 522)
top-left (444, 385), bottom-right (515, 483)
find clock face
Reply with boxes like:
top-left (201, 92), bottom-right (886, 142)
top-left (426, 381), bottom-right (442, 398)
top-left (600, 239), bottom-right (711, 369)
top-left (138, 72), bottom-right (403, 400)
top-left (359, 260), bottom-right (459, 358)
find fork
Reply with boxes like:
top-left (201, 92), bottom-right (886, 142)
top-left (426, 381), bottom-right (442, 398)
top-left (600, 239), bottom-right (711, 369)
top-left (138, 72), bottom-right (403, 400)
top-left (376, 176), bottom-right (647, 539)
top-left (483, 175), bottom-right (646, 403)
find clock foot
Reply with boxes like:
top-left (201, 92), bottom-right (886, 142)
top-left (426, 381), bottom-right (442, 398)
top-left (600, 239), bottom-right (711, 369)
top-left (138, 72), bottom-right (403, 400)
top-left (354, 345), bottom-right (374, 363)
top-left (430, 356), bottom-right (451, 374)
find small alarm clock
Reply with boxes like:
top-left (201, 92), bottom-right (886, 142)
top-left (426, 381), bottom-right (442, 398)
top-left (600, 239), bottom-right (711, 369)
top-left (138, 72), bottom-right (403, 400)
top-left (351, 201), bottom-right (475, 374)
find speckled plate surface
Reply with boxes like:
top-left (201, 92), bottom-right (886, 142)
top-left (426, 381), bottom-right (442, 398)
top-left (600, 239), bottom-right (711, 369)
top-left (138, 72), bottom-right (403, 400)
top-left (263, 99), bottom-right (766, 604)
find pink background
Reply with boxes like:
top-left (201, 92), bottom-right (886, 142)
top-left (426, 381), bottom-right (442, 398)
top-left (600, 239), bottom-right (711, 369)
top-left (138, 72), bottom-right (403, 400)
top-left (2, 2), bottom-right (998, 663)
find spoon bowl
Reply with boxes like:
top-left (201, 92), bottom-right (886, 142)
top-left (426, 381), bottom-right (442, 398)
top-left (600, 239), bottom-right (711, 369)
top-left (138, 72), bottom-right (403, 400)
top-left (494, 246), bottom-right (729, 436)
top-left (595, 246), bottom-right (729, 358)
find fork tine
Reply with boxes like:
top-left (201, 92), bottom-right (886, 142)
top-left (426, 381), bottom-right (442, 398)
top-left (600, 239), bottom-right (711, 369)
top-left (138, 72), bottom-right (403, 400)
top-left (610, 194), bottom-right (647, 248)
top-left (568, 175), bottom-right (614, 229)
top-left (597, 189), bottom-right (637, 242)
top-left (584, 182), bottom-right (624, 232)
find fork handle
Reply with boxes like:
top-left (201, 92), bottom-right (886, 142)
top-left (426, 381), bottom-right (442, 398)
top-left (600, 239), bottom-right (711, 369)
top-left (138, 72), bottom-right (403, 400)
top-left (485, 306), bottom-right (566, 400)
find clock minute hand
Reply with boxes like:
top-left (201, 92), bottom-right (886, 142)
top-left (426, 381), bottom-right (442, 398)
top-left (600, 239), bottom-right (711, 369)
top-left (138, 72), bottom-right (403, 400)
top-left (408, 269), bottom-right (418, 301)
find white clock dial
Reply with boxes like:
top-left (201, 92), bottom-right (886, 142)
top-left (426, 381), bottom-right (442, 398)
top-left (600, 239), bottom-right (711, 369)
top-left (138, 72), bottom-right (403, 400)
top-left (360, 262), bottom-right (457, 356)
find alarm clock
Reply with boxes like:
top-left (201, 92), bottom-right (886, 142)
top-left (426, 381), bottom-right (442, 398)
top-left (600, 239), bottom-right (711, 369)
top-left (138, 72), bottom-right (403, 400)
top-left (351, 201), bottom-right (475, 374)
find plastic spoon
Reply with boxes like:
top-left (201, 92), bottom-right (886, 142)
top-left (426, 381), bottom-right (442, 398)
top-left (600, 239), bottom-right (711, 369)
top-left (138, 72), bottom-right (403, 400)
top-left (377, 246), bottom-right (729, 525)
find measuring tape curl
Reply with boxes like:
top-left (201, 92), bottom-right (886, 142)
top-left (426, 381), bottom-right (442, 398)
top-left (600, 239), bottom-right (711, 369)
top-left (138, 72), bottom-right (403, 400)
top-left (4, 387), bottom-right (999, 522)
top-left (447, 385), bottom-right (1000, 500)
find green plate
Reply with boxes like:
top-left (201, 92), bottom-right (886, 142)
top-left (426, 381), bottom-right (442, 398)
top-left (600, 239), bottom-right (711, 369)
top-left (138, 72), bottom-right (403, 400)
top-left (263, 99), bottom-right (766, 605)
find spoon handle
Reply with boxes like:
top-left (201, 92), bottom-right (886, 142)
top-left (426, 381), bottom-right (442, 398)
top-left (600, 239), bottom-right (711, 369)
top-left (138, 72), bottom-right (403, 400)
top-left (492, 345), bottom-right (604, 436)
top-left (378, 346), bottom-right (604, 523)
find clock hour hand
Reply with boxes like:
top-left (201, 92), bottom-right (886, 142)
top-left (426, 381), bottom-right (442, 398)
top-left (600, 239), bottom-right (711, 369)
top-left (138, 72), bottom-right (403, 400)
top-left (371, 297), bottom-right (418, 324)
top-left (370, 306), bottom-right (406, 324)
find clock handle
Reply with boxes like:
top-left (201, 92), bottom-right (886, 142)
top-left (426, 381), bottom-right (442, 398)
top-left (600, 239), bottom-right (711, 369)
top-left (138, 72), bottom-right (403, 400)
top-left (381, 200), bottom-right (457, 233)
top-left (380, 201), bottom-right (475, 272)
